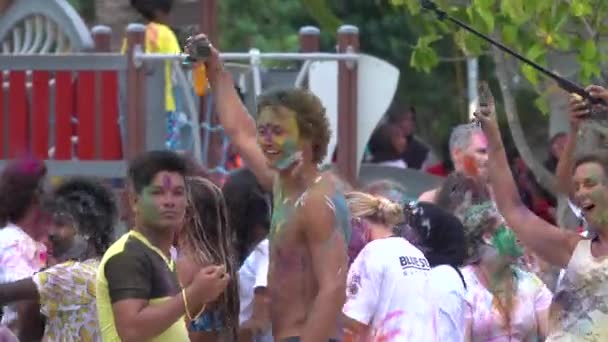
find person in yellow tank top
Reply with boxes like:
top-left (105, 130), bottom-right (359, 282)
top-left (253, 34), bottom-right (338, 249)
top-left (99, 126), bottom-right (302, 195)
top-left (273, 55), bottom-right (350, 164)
top-left (124, 0), bottom-right (182, 150)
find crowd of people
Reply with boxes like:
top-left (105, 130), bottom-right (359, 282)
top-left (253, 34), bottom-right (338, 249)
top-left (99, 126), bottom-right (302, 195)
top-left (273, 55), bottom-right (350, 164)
top-left (2, 2), bottom-right (608, 340)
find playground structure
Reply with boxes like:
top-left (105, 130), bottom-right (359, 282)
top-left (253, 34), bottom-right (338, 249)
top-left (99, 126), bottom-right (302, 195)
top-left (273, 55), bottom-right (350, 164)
top-left (0, 0), bottom-right (443, 220)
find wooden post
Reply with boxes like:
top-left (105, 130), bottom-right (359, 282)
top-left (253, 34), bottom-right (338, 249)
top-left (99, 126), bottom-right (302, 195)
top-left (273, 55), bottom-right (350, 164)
top-left (299, 26), bottom-right (320, 89)
top-left (91, 25), bottom-right (112, 52)
top-left (125, 23), bottom-right (146, 160)
top-left (336, 25), bottom-right (359, 186)
top-left (198, 0), bottom-right (223, 179)
top-left (199, 0), bottom-right (218, 45)
top-left (91, 25), bottom-right (112, 161)
top-left (299, 26), bottom-right (320, 52)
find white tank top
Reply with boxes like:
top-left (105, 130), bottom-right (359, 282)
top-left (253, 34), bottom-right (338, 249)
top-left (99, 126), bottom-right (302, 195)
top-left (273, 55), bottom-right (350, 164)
top-left (547, 239), bottom-right (608, 341)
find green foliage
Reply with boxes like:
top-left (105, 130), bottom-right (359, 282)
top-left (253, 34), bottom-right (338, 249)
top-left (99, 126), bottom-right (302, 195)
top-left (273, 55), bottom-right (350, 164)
top-left (321, 1), bottom-right (476, 145)
top-left (393, 0), bottom-right (608, 114)
top-left (216, 0), bottom-right (532, 151)
top-left (218, 0), bottom-right (307, 52)
top-left (66, 0), bottom-right (95, 21)
top-left (300, 0), bottom-right (342, 32)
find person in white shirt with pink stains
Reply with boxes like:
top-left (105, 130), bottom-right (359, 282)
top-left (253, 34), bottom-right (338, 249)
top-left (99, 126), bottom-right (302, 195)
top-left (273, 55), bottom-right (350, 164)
top-left (342, 192), bottom-right (434, 342)
top-left (0, 158), bottom-right (49, 340)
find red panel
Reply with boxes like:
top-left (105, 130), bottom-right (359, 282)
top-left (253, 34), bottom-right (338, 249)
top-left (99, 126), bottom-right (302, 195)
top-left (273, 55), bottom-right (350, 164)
top-left (8, 71), bottom-right (28, 158)
top-left (32, 71), bottom-right (50, 159)
top-left (100, 71), bottom-right (122, 159)
top-left (54, 72), bottom-right (73, 160)
top-left (0, 72), bottom-right (4, 158)
top-left (76, 71), bottom-right (96, 160)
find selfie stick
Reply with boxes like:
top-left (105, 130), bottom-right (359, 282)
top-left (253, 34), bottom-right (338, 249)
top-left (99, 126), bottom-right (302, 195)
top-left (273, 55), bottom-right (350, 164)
top-left (420, 0), bottom-right (607, 105)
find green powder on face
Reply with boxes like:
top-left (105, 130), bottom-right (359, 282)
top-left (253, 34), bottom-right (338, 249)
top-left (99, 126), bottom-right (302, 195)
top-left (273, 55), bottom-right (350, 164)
top-left (274, 139), bottom-right (301, 170)
top-left (139, 188), bottom-right (161, 222)
top-left (588, 187), bottom-right (608, 225)
top-left (491, 225), bottom-right (523, 258)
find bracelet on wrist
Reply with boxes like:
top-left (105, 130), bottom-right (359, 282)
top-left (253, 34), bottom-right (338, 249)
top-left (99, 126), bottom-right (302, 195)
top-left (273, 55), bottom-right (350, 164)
top-left (182, 288), bottom-right (207, 321)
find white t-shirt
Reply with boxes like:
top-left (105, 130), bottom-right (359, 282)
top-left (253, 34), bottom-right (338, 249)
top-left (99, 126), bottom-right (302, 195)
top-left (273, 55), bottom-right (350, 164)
top-left (238, 239), bottom-right (272, 342)
top-left (343, 237), bottom-right (435, 341)
top-left (428, 265), bottom-right (467, 342)
top-left (0, 223), bottom-right (47, 326)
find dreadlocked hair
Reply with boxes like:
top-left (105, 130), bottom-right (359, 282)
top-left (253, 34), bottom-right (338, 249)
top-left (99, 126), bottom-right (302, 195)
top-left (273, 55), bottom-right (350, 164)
top-left (45, 177), bottom-right (117, 254)
top-left (183, 176), bottom-right (239, 340)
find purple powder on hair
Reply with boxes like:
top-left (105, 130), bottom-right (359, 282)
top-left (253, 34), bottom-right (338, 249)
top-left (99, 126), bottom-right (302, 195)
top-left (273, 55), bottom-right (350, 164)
top-left (348, 218), bottom-right (370, 265)
top-left (7, 157), bottom-right (45, 175)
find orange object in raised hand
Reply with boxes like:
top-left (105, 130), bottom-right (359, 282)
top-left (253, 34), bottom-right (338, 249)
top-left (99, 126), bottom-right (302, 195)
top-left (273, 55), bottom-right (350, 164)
top-left (193, 63), bottom-right (208, 96)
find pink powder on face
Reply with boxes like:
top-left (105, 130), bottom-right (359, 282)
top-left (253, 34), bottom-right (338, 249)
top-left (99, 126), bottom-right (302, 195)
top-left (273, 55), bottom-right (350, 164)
top-left (162, 174), bottom-right (172, 191)
top-left (39, 250), bottom-right (47, 265)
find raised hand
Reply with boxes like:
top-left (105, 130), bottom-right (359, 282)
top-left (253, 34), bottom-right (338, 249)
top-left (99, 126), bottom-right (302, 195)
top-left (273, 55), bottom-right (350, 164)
top-left (473, 108), bottom-right (499, 140)
top-left (478, 81), bottom-right (496, 117)
top-left (568, 93), bottom-right (589, 131)
top-left (184, 33), bottom-right (223, 79)
top-left (587, 85), bottom-right (608, 102)
top-left (188, 265), bottom-right (230, 306)
top-left (568, 85), bottom-right (608, 129)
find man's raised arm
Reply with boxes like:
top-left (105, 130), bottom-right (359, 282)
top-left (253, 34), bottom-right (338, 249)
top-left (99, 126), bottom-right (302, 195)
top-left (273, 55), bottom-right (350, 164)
top-left (191, 36), bottom-right (275, 190)
top-left (555, 95), bottom-right (587, 195)
top-left (474, 112), bottom-right (580, 268)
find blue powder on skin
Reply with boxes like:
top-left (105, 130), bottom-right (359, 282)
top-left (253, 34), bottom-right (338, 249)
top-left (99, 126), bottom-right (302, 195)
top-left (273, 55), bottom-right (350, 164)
top-left (274, 140), bottom-right (300, 170)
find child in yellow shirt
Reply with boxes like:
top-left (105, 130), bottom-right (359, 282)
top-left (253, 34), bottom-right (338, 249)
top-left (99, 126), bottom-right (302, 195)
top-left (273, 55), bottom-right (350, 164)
top-left (128, 0), bottom-right (182, 150)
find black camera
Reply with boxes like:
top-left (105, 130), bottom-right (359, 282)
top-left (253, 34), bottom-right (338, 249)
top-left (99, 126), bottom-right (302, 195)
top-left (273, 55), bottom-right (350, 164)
top-left (185, 38), bottom-right (211, 63)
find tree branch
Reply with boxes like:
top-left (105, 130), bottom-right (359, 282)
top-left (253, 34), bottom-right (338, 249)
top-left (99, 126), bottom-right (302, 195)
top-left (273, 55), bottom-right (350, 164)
top-left (491, 43), bottom-right (558, 197)
top-left (565, 0), bottom-right (597, 39)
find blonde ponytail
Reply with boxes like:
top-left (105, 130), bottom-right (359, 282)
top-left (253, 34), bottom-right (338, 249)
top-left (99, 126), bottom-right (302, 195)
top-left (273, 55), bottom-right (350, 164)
top-left (346, 191), bottom-right (404, 227)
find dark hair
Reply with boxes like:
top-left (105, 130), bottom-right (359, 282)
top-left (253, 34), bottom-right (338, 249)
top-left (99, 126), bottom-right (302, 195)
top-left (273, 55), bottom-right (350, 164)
top-left (183, 177), bottom-right (239, 340)
top-left (128, 150), bottom-right (187, 194)
top-left (130, 0), bottom-right (173, 21)
top-left (574, 153), bottom-right (608, 178)
top-left (222, 168), bottom-right (271, 265)
top-left (405, 202), bottom-right (466, 267)
top-left (368, 123), bottom-right (403, 163)
top-left (435, 171), bottom-right (491, 215)
top-left (386, 100), bottom-right (416, 124)
top-left (550, 131), bottom-right (567, 146)
top-left (45, 177), bottom-right (117, 254)
top-left (0, 158), bottom-right (47, 225)
top-left (257, 89), bottom-right (331, 164)
top-left (183, 155), bottom-right (212, 179)
top-left (439, 138), bottom-right (455, 172)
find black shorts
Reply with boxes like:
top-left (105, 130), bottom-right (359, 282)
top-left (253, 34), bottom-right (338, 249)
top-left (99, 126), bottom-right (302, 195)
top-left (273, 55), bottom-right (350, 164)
top-left (281, 337), bottom-right (340, 342)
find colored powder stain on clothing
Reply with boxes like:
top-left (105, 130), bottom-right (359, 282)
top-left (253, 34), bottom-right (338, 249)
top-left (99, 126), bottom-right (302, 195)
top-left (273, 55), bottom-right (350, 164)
top-left (373, 310), bottom-right (406, 342)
